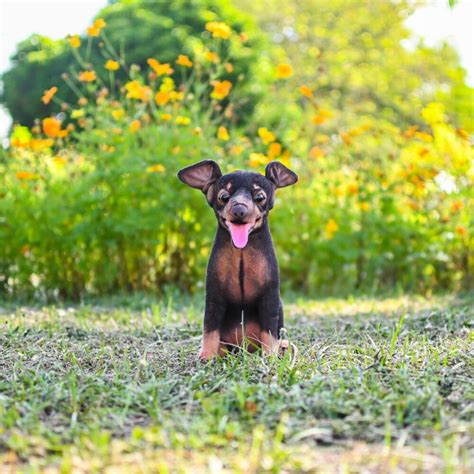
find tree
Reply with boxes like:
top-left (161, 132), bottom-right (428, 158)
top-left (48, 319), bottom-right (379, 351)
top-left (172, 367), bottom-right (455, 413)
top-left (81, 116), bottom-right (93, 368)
top-left (2, 0), bottom-right (268, 127)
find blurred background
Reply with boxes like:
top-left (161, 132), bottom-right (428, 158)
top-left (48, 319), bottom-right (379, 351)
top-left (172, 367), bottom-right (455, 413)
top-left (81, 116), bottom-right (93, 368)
top-left (0, 0), bottom-right (472, 299)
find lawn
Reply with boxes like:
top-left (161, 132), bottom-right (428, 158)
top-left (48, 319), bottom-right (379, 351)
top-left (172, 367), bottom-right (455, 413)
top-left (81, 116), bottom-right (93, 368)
top-left (0, 294), bottom-right (472, 473)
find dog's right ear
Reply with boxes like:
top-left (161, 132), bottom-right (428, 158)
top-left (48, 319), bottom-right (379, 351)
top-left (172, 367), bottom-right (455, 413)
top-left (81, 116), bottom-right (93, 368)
top-left (177, 160), bottom-right (222, 193)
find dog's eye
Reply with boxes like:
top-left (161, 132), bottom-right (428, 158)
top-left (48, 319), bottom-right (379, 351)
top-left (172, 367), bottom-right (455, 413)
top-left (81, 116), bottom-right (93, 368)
top-left (219, 193), bottom-right (230, 203)
top-left (255, 193), bottom-right (266, 203)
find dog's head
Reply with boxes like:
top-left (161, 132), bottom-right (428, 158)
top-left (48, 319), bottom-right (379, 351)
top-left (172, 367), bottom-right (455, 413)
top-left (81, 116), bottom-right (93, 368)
top-left (177, 160), bottom-right (297, 249)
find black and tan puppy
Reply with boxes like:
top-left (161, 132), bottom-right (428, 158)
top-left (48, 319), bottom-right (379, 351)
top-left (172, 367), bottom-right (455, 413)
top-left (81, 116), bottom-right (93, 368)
top-left (178, 160), bottom-right (297, 360)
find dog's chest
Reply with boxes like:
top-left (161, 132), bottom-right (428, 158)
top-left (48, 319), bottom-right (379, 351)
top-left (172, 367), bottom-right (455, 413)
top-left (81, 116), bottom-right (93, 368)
top-left (213, 246), bottom-right (270, 302)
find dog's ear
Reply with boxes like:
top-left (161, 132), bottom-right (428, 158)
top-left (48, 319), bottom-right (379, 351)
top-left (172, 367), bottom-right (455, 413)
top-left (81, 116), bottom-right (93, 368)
top-left (265, 161), bottom-right (298, 188)
top-left (177, 160), bottom-right (222, 193)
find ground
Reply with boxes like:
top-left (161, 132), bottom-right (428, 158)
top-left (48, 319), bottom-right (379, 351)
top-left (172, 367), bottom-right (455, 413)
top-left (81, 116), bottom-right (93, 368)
top-left (0, 294), bottom-right (472, 473)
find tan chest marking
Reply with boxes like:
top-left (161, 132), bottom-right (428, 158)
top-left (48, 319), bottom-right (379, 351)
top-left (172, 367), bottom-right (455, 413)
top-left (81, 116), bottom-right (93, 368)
top-left (215, 245), bottom-right (270, 302)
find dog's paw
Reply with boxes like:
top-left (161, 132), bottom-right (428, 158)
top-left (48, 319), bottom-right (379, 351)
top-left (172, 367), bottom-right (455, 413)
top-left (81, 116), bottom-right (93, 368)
top-left (197, 349), bottom-right (218, 362)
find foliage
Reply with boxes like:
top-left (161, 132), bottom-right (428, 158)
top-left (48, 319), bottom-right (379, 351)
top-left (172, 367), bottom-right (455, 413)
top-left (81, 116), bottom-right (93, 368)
top-left (0, 3), bottom-right (473, 298)
top-left (0, 295), bottom-right (472, 471)
top-left (1, 0), bottom-right (268, 126)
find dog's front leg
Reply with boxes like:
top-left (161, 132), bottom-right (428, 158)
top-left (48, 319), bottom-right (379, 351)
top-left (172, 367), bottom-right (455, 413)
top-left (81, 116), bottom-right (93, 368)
top-left (199, 295), bottom-right (227, 361)
top-left (258, 288), bottom-right (283, 356)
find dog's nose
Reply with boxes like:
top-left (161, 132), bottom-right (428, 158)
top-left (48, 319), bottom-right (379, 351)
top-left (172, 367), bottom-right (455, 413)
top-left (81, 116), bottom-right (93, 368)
top-left (230, 204), bottom-right (249, 220)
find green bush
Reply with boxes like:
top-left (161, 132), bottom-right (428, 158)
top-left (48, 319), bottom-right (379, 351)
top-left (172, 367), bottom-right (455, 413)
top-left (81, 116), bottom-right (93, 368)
top-left (0, 7), bottom-right (472, 299)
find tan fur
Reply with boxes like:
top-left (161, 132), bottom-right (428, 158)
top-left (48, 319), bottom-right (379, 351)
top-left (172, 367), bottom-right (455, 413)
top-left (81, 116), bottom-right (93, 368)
top-left (199, 330), bottom-right (223, 359)
top-left (215, 245), bottom-right (270, 302)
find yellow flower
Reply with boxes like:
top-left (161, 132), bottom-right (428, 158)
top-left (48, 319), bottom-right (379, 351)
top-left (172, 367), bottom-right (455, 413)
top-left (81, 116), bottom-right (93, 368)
top-left (324, 219), bottom-right (339, 240)
top-left (225, 62), bottom-right (234, 73)
top-left (42, 117), bottom-right (67, 138)
top-left (299, 85), bottom-right (313, 97)
top-left (359, 202), bottom-right (371, 212)
top-left (192, 127), bottom-right (202, 136)
top-left (15, 171), bottom-right (39, 181)
top-left (268, 142), bottom-right (282, 159)
top-left (105, 59), bottom-right (120, 71)
top-left (87, 18), bottom-right (106, 37)
top-left (154, 91), bottom-right (170, 106)
top-left (258, 127), bottom-right (276, 144)
top-left (309, 146), bottom-right (325, 159)
top-left (176, 55), bottom-right (193, 67)
top-left (205, 21), bottom-right (232, 40)
top-left (124, 80), bottom-right (151, 101)
top-left (230, 145), bottom-right (243, 155)
top-left (147, 58), bottom-right (173, 76)
top-left (71, 109), bottom-right (85, 119)
top-left (68, 35), bottom-right (81, 48)
top-left (217, 126), bottom-right (230, 141)
top-left (205, 51), bottom-right (219, 63)
top-left (160, 77), bottom-right (175, 93)
top-left (129, 120), bottom-right (141, 132)
top-left (211, 80), bottom-right (232, 100)
top-left (276, 63), bottom-right (293, 79)
top-left (112, 109), bottom-right (125, 120)
top-left (79, 71), bottom-right (96, 82)
top-left (169, 91), bottom-right (184, 101)
top-left (248, 152), bottom-right (269, 168)
top-left (422, 102), bottom-right (445, 125)
top-left (78, 97), bottom-right (88, 106)
top-left (146, 164), bottom-right (166, 173)
top-left (41, 86), bottom-right (58, 105)
top-left (52, 156), bottom-right (67, 167)
top-left (160, 113), bottom-right (172, 121)
top-left (175, 116), bottom-right (191, 125)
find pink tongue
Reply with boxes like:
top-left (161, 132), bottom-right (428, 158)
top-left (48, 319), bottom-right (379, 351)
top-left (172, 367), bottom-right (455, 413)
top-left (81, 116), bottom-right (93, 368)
top-left (228, 223), bottom-right (252, 249)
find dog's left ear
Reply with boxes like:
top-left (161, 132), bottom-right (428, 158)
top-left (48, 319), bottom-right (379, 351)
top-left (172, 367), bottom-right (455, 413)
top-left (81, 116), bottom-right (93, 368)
top-left (177, 160), bottom-right (222, 193)
top-left (265, 161), bottom-right (298, 188)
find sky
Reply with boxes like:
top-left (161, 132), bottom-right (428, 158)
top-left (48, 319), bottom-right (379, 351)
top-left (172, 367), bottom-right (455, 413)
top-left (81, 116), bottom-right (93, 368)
top-left (0, 0), bottom-right (473, 138)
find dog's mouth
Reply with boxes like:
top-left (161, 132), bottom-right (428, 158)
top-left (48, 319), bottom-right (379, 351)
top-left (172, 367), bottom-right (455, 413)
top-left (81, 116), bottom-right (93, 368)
top-left (223, 217), bottom-right (261, 249)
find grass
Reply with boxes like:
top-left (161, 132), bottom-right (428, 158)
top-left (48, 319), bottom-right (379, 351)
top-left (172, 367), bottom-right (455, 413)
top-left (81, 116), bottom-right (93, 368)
top-left (0, 293), bottom-right (472, 473)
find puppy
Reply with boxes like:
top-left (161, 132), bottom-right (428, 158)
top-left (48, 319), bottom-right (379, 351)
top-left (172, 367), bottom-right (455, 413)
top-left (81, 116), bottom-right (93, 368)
top-left (178, 160), bottom-right (297, 360)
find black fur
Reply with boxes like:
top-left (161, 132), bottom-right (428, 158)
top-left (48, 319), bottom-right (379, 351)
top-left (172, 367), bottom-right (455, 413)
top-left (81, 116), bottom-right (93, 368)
top-left (178, 160), bottom-right (297, 353)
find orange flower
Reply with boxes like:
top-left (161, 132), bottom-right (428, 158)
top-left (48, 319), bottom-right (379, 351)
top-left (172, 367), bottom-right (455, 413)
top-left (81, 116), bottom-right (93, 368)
top-left (124, 80), bottom-right (151, 101)
top-left (268, 142), bottom-right (282, 159)
top-left (16, 171), bottom-right (39, 180)
top-left (129, 120), bottom-right (141, 132)
top-left (312, 108), bottom-right (334, 125)
top-left (217, 126), bottom-right (230, 141)
top-left (105, 59), bottom-right (120, 71)
top-left (299, 85), bottom-right (313, 97)
top-left (205, 21), bottom-right (232, 39)
top-left (450, 201), bottom-right (464, 213)
top-left (225, 62), bottom-right (234, 73)
top-left (79, 71), bottom-right (96, 82)
top-left (41, 86), bottom-right (58, 105)
top-left (205, 51), bottom-right (219, 63)
top-left (87, 18), bottom-right (106, 37)
top-left (160, 113), bottom-right (172, 121)
top-left (42, 117), bottom-right (67, 138)
top-left (176, 55), bottom-right (193, 67)
top-left (276, 64), bottom-right (293, 79)
top-left (154, 91), bottom-right (170, 106)
top-left (211, 80), bottom-right (232, 100)
top-left (68, 35), bottom-right (81, 48)
top-left (309, 146), bottom-right (325, 159)
top-left (258, 127), bottom-right (275, 144)
top-left (455, 225), bottom-right (467, 237)
top-left (147, 58), bottom-right (173, 76)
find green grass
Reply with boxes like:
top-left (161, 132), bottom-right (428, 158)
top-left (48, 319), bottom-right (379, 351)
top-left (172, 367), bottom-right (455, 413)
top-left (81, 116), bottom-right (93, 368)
top-left (0, 294), bottom-right (472, 473)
